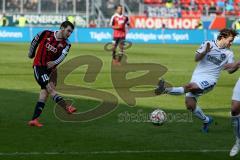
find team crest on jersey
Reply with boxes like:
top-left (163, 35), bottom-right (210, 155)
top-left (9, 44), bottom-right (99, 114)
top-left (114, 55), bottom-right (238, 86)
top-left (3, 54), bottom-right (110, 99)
top-left (58, 43), bottom-right (63, 48)
top-left (220, 54), bottom-right (226, 61)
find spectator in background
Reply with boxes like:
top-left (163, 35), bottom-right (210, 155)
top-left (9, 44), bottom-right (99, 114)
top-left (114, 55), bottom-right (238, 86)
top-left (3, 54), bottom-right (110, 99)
top-left (208, 1), bottom-right (217, 15)
top-left (216, 0), bottom-right (225, 15)
top-left (17, 14), bottom-right (27, 27)
top-left (67, 15), bottom-right (76, 26)
top-left (195, 20), bottom-right (203, 29)
top-left (107, 0), bottom-right (116, 9)
top-left (209, 1), bottom-right (217, 15)
top-left (166, 0), bottom-right (173, 8)
top-left (24, 0), bottom-right (38, 11)
top-left (89, 19), bottom-right (97, 28)
top-left (226, 1), bottom-right (234, 11)
top-left (6, 0), bottom-right (20, 12)
top-left (41, 0), bottom-right (56, 12)
top-left (233, 20), bottom-right (240, 30)
top-left (0, 13), bottom-right (8, 27)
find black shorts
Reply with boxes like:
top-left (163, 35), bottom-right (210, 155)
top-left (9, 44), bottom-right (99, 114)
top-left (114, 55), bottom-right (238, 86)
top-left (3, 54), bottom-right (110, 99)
top-left (113, 37), bottom-right (125, 46)
top-left (33, 66), bottom-right (52, 89)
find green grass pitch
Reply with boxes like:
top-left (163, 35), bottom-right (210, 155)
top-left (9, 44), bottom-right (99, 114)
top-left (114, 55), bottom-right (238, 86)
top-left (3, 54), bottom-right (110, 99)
top-left (0, 43), bottom-right (240, 160)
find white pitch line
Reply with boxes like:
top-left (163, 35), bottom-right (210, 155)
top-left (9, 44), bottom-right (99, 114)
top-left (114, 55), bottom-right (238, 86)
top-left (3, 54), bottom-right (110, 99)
top-left (0, 149), bottom-right (230, 156)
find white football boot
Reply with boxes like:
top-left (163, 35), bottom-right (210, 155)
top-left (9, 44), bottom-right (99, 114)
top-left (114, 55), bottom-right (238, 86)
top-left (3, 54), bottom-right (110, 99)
top-left (230, 138), bottom-right (240, 157)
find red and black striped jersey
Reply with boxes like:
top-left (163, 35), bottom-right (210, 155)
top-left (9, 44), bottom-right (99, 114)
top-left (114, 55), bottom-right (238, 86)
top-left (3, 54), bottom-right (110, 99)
top-left (28, 30), bottom-right (71, 67)
top-left (110, 13), bottom-right (129, 38)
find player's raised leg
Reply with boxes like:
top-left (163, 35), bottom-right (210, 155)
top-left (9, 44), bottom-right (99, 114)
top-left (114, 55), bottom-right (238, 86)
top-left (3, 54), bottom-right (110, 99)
top-left (46, 82), bottom-right (76, 114)
top-left (155, 79), bottom-right (213, 132)
top-left (155, 79), bottom-right (193, 95)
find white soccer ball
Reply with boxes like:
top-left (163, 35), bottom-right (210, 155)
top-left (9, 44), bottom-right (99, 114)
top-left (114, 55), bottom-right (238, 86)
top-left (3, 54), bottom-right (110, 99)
top-left (150, 109), bottom-right (167, 125)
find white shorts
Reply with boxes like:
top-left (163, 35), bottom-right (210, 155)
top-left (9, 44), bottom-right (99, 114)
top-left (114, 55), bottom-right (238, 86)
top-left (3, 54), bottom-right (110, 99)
top-left (186, 79), bottom-right (216, 100)
top-left (232, 79), bottom-right (240, 101)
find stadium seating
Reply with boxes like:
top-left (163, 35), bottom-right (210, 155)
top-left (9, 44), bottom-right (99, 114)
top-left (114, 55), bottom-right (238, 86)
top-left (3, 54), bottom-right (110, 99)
top-left (143, 0), bottom-right (240, 17)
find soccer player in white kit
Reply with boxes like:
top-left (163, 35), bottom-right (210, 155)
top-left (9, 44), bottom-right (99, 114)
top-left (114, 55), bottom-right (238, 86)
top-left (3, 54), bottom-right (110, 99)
top-left (224, 57), bottom-right (240, 156)
top-left (155, 28), bottom-right (238, 133)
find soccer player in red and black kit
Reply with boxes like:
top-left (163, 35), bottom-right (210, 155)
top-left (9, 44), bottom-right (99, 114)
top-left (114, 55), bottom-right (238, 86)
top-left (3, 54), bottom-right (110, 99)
top-left (28, 21), bottom-right (76, 127)
top-left (110, 4), bottom-right (129, 65)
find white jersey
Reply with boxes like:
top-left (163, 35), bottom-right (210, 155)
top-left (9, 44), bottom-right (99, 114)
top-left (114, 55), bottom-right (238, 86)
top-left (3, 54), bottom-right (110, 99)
top-left (191, 40), bottom-right (234, 83)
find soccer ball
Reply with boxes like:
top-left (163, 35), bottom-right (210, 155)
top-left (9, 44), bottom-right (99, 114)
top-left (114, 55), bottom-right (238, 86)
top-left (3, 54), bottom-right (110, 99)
top-left (150, 109), bottom-right (167, 125)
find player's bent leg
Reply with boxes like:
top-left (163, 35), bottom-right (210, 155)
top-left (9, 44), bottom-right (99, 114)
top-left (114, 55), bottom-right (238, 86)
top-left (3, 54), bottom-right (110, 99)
top-left (155, 79), bottom-right (188, 95)
top-left (46, 83), bottom-right (77, 114)
top-left (230, 100), bottom-right (240, 157)
top-left (185, 96), bottom-right (213, 133)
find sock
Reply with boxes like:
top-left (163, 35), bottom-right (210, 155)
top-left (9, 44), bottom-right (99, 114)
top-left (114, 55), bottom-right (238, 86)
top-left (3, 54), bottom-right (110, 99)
top-left (166, 87), bottom-right (185, 95)
top-left (118, 52), bottom-right (123, 62)
top-left (52, 94), bottom-right (67, 109)
top-left (232, 115), bottom-right (240, 141)
top-left (32, 101), bottom-right (45, 120)
top-left (112, 51), bottom-right (116, 60)
top-left (193, 106), bottom-right (209, 123)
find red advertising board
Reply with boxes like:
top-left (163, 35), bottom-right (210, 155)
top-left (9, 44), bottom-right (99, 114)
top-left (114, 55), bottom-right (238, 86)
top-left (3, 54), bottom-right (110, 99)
top-left (130, 16), bottom-right (201, 29)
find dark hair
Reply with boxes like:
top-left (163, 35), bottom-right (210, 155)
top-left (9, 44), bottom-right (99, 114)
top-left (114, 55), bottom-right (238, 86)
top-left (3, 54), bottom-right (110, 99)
top-left (60, 21), bottom-right (74, 30)
top-left (217, 28), bottom-right (238, 40)
top-left (115, 4), bottom-right (123, 10)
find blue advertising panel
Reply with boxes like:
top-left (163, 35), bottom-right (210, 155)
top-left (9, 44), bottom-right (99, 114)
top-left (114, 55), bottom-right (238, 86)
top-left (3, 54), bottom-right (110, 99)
top-left (0, 27), bottom-right (30, 42)
top-left (0, 27), bottom-right (239, 44)
top-left (77, 28), bottom-right (205, 44)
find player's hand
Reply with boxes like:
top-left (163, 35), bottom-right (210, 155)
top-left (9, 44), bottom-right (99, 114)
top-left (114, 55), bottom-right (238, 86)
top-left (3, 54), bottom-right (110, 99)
top-left (224, 62), bottom-right (240, 70)
top-left (47, 61), bottom-right (56, 69)
top-left (204, 42), bottom-right (212, 54)
top-left (224, 63), bottom-right (235, 70)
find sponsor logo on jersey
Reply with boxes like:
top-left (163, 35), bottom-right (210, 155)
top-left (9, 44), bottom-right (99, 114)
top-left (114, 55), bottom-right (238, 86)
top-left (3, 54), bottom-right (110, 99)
top-left (46, 43), bottom-right (57, 53)
top-left (206, 55), bottom-right (222, 66)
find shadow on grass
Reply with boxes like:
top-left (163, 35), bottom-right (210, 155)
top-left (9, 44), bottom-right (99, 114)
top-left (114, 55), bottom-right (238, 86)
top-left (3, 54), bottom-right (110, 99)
top-left (0, 88), bottom-right (236, 160)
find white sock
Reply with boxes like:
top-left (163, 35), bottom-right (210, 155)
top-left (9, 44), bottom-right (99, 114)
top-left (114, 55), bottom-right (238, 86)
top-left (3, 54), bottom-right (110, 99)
top-left (232, 115), bottom-right (240, 141)
top-left (166, 87), bottom-right (184, 95)
top-left (193, 106), bottom-right (209, 123)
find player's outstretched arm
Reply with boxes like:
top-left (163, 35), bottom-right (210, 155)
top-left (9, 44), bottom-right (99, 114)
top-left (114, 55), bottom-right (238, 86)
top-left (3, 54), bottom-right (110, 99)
top-left (195, 42), bottom-right (212, 62)
top-left (224, 61), bottom-right (240, 74)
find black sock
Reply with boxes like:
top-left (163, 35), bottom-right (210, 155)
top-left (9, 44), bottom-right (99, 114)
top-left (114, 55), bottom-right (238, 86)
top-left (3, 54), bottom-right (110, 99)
top-left (53, 94), bottom-right (67, 109)
top-left (32, 101), bottom-right (45, 120)
top-left (112, 51), bottom-right (116, 60)
top-left (118, 54), bottom-right (123, 62)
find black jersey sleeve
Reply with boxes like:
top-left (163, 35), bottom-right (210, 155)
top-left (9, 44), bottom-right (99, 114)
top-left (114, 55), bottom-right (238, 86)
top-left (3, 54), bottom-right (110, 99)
top-left (28, 30), bottom-right (47, 59)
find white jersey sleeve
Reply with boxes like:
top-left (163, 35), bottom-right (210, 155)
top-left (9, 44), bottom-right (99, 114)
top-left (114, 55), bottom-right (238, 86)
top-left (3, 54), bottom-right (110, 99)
top-left (227, 51), bottom-right (234, 63)
top-left (195, 41), bottom-right (211, 55)
top-left (109, 14), bottom-right (115, 27)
